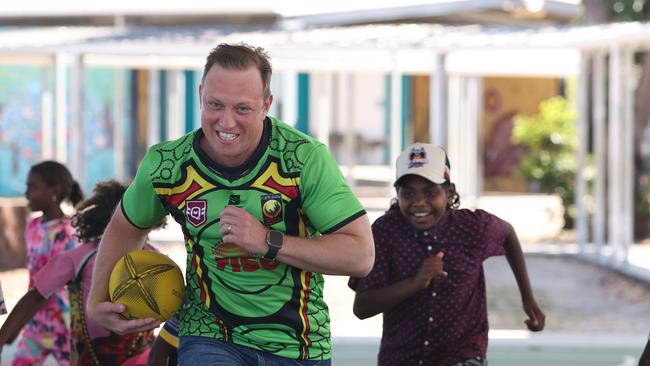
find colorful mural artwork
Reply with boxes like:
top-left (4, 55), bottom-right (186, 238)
top-left (84, 68), bottom-right (120, 190)
top-left (481, 77), bottom-right (561, 192)
top-left (0, 66), bottom-right (46, 196)
top-left (0, 66), bottom-right (128, 197)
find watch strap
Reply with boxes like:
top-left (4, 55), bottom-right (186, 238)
top-left (263, 245), bottom-right (280, 260)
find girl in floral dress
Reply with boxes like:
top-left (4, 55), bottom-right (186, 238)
top-left (13, 161), bottom-right (83, 365)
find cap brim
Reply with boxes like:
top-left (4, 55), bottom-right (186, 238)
top-left (394, 173), bottom-right (447, 187)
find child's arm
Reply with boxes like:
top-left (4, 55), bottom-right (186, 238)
top-left (0, 289), bottom-right (48, 345)
top-left (353, 252), bottom-right (447, 319)
top-left (503, 222), bottom-right (545, 331)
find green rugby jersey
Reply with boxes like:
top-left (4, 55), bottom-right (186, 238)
top-left (121, 117), bottom-right (365, 360)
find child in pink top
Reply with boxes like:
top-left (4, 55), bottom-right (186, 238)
top-left (0, 180), bottom-right (166, 366)
top-left (15, 161), bottom-right (84, 366)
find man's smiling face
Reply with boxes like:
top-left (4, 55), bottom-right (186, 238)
top-left (199, 64), bottom-right (272, 167)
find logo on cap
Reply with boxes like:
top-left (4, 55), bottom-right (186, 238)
top-left (408, 147), bottom-right (428, 169)
top-left (186, 200), bottom-right (207, 227)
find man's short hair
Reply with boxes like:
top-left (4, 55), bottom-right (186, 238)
top-left (203, 43), bottom-right (273, 98)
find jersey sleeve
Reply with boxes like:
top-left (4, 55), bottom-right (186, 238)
top-left (159, 313), bottom-right (180, 348)
top-left (299, 144), bottom-right (365, 234)
top-left (33, 251), bottom-right (76, 298)
top-left (121, 147), bottom-right (168, 229)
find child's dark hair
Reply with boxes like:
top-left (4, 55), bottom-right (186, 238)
top-left (72, 180), bottom-right (167, 243)
top-left (389, 182), bottom-right (461, 211)
top-left (30, 160), bottom-right (84, 206)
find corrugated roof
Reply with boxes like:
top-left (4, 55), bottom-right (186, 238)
top-left (1, 21), bottom-right (649, 72)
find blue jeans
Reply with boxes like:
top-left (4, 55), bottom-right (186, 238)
top-left (178, 336), bottom-right (331, 366)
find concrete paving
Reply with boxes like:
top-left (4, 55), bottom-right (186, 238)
top-left (2, 209), bottom-right (650, 365)
top-left (143, 215), bottom-right (650, 366)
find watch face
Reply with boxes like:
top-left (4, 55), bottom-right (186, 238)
top-left (268, 230), bottom-right (284, 247)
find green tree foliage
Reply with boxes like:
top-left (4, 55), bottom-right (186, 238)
top-left (512, 96), bottom-right (579, 227)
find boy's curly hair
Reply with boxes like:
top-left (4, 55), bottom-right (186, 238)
top-left (72, 180), bottom-right (167, 243)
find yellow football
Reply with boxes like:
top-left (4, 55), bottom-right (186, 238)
top-left (109, 250), bottom-right (185, 322)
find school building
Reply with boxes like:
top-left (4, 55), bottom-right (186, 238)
top-left (1, 1), bottom-right (648, 281)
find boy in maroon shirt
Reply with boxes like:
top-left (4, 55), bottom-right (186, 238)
top-left (349, 143), bottom-right (545, 366)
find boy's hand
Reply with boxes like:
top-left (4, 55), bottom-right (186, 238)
top-left (414, 252), bottom-right (448, 289)
top-left (523, 301), bottom-right (546, 331)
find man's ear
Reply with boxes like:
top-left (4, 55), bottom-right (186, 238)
top-left (198, 83), bottom-right (203, 110)
top-left (262, 94), bottom-right (273, 115)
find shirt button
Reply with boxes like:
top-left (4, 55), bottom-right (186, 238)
top-left (429, 317), bottom-right (434, 322)
top-left (432, 292), bottom-right (437, 297)
top-left (419, 361), bottom-right (423, 365)
top-left (433, 235), bottom-right (437, 240)
top-left (427, 245), bottom-right (432, 251)
top-left (424, 340), bottom-right (429, 346)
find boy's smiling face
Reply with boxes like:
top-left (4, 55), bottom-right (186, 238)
top-left (396, 174), bottom-right (452, 230)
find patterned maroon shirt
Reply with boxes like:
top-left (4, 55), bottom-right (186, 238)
top-left (349, 208), bottom-right (508, 366)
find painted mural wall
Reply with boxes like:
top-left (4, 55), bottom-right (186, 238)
top-left (0, 66), bottom-right (129, 197)
top-left (481, 76), bottom-right (561, 193)
top-left (0, 66), bottom-right (47, 197)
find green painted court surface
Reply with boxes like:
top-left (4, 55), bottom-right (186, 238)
top-left (1, 335), bottom-right (644, 365)
top-left (331, 336), bottom-right (645, 366)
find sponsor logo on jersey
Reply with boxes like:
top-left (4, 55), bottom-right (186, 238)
top-left (213, 243), bottom-right (280, 271)
top-left (261, 194), bottom-right (283, 225)
top-left (186, 200), bottom-right (207, 227)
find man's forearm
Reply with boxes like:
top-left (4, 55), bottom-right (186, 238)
top-left (277, 215), bottom-right (374, 277)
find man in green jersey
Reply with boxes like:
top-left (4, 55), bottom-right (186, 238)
top-left (87, 43), bottom-right (375, 365)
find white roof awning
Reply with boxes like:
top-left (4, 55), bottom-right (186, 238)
top-left (1, 21), bottom-right (650, 75)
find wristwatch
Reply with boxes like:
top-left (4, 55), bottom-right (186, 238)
top-left (264, 230), bottom-right (284, 260)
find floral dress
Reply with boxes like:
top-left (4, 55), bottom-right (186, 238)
top-left (13, 216), bottom-right (76, 366)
